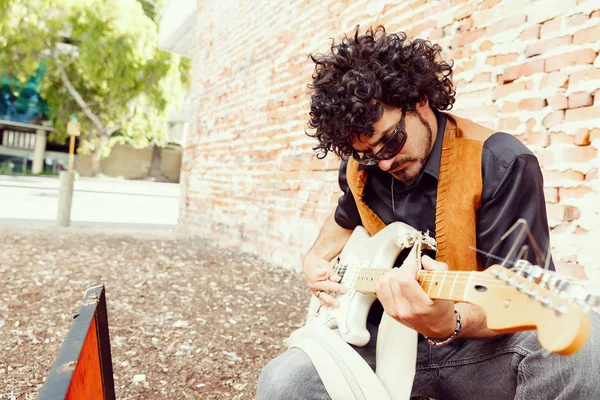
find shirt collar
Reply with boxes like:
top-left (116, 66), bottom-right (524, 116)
top-left (358, 109), bottom-right (447, 181)
top-left (422, 109), bottom-right (446, 180)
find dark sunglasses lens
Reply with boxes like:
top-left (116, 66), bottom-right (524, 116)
top-left (352, 152), bottom-right (377, 165)
top-left (377, 131), bottom-right (406, 160)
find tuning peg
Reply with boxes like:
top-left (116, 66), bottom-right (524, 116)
top-left (552, 278), bottom-right (569, 295)
top-left (514, 260), bottom-right (532, 277)
top-left (584, 294), bottom-right (600, 309)
top-left (527, 265), bottom-right (544, 282)
top-left (540, 273), bottom-right (559, 290)
top-left (563, 283), bottom-right (587, 304)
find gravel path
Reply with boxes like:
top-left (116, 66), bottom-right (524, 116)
top-left (0, 226), bottom-right (308, 399)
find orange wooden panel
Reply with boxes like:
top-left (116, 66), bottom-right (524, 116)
top-left (65, 315), bottom-right (104, 400)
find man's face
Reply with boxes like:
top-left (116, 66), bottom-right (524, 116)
top-left (352, 104), bottom-right (435, 186)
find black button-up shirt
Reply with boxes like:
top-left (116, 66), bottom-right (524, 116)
top-left (334, 111), bottom-right (554, 271)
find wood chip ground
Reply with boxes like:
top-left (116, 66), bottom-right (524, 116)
top-left (0, 226), bottom-right (308, 399)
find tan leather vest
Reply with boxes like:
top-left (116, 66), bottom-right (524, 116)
top-left (345, 113), bottom-right (495, 271)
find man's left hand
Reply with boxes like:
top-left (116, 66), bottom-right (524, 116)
top-left (376, 254), bottom-right (456, 338)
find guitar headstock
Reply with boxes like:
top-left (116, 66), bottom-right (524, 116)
top-left (467, 262), bottom-right (594, 355)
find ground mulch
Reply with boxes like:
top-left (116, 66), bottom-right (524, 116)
top-left (0, 226), bottom-right (308, 399)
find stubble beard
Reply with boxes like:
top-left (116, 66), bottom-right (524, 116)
top-left (389, 116), bottom-right (433, 186)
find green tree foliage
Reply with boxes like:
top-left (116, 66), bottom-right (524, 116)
top-left (0, 0), bottom-right (190, 174)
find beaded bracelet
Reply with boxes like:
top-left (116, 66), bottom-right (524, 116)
top-left (425, 309), bottom-right (462, 347)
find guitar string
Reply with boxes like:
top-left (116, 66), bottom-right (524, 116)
top-left (337, 268), bottom-right (566, 285)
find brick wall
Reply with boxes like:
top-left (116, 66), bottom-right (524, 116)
top-left (181, 0), bottom-right (600, 284)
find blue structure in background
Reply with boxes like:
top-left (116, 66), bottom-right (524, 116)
top-left (0, 62), bottom-right (49, 124)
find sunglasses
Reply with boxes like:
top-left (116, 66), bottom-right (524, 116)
top-left (352, 109), bottom-right (407, 166)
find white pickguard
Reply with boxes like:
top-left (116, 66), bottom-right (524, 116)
top-left (306, 222), bottom-right (436, 347)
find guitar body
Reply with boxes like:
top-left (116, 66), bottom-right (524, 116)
top-left (307, 222), bottom-right (419, 347)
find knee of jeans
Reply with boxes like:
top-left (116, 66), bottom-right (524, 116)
top-left (256, 349), bottom-right (321, 400)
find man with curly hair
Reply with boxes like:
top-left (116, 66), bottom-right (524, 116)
top-left (257, 26), bottom-right (599, 399)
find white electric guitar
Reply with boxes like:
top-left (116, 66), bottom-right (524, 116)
top-left (307, 222), bottom-right (594, 355)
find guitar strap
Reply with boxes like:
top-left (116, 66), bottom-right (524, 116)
top-left (286, 324), bottom-right (392, 400)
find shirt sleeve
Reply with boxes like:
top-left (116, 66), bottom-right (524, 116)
top-left (334, 156), bottom-right (362, 230)
top-left (477, 134), bottom-right (555, 270)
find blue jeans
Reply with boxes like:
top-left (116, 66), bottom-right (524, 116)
top-left (257, 311), bottom-right (600, 399)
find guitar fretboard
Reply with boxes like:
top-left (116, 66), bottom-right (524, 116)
top-left (354, 268), bottom-right (472, 302)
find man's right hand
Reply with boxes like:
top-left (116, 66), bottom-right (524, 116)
top-left (302, 253), bottom-right (347, 308)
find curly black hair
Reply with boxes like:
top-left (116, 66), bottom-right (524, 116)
top-left (307, 26), bottom-right (455, 159)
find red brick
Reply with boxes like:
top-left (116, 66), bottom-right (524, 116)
top-left (455, 1), bottom-right (479, 20)
top-left (545, 49), bottom-right (597, 72)
top-left (498, 117), bottom-right (520, 131)
top-left (561, 145), bottom-right (598, 162)
top-left (544, 187), bottom-right (559, 203)
top-left (541, 71), bottom-right (569, 89)
top-left (574, 24), bottom-right (600, 45)
top-left (536, 149), bottom-right (555, 167)
top-left (565, 205), bottom-right (581, 222)
top-left (500, 101), bottom-right (519, 113)
top-left (591, 128), bottom-right (600, 142)
top-left (555, 262), bottom-right (588, 280)
top-left (568, 92), bottom-right (593, 109)
top-left (479, 40), bottom-right (494, 51)
top-left (542, 111), bottom-right (565, 129)
top-left (592, 10), bottom-right (600, 18)
top-left (559, 186), bottom-right (593, 198)
top-left (542, 169), bottom-right (585, 182)
top-left (525, 131), bottom-right (550, 146)
top-left (482, 0), bottom-right (502, 9)
top-left (546, 95), bottom-right (568, 110)
top-left (565, 106), bottom-right (600, 121)
top-left (493, 81), bottom-right (526, 100)
top-left (586, 168), bottom-right (598, 180)
top-left (551, 132), bottom-right (575, 144)
top-left (496, 53), bottom-right (520, 66)
top-left (502, 60), bottom-right (545, 83)
top-left (487, 14), bottom-right (527, 36)
top-left (540, 18), bottom-right (562, 38)
top-left (569, 68), bottom-right (600, 88)
top-left (472, 72), bottom-right (492, 83)
top-left (525, 35), bottom-right (572, 58)
top-left (453, 28), bottom-right (486, 47)
top-left (566, 12), bottom-right (590, 27)
top-left (519, 97), bottom-right (547, 111)
top-left (520, 26), bottom-right (540, 41)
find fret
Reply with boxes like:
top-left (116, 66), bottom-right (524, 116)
top-left (449, 273), bottom-right (458, 299)
top-left (437, 271), bottom-right (446, 298)
top-left (427, 271), bottom-right (436, 296)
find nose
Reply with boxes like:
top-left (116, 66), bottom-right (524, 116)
top-left (377, 158), bottom-right (394, 171)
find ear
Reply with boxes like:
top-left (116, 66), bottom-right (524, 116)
top-left (417, 97), bottom-right (429, 109)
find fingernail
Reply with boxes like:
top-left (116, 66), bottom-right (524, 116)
top-left (341, 287), bottom-right (348, 294)
top-left (332, 275), bottom-right (341, 282)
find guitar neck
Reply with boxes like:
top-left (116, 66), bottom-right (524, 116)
top-left (354, 268), bottom-right (473, 302)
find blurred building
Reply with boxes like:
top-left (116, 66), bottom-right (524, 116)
top-left (0, 65), bottom-right (66, 175)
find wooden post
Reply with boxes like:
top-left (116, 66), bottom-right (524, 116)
top-left (66, 117), bottom-right (80, 172)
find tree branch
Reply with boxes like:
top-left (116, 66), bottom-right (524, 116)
top-left (51, 49), bottom-right (106, 134)
top-left (106, 124), bottom-right (121, 136)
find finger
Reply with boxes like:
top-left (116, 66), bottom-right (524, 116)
top-left (318, 291), bottom-right (340, 308)
top-left (421, 255), bottom-right (448, 271)
top-left (390, 267), bottom-right (433, 307)
top-left (378, 272), bottom-right (411, 321)
top-left (313, 280), bottom-right (347, 295)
